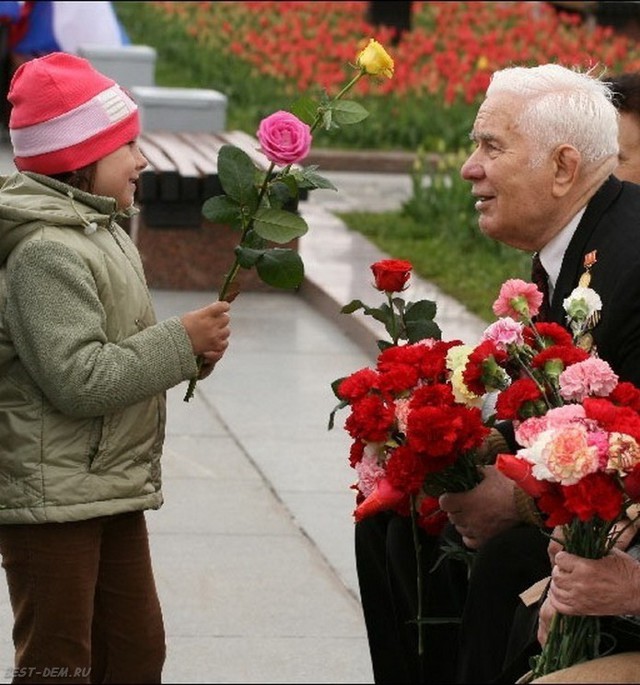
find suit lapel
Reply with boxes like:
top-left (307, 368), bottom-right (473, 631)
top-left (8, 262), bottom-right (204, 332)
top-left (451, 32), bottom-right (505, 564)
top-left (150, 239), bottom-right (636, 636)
top-left (550, 176), bottom-right (622, 322)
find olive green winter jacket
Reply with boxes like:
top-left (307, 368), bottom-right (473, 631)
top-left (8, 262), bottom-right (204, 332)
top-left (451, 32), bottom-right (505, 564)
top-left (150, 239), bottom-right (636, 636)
top-left (0, 172), bottom-right (198, 524)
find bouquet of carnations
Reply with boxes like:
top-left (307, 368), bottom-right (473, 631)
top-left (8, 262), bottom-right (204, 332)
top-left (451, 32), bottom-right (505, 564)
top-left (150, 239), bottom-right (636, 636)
top-left (330, 258), bottom-right (498, 657)
top-left (330, 259), bottom-right (492, 534)
top-left (461, 277), bottom-right (640, 679)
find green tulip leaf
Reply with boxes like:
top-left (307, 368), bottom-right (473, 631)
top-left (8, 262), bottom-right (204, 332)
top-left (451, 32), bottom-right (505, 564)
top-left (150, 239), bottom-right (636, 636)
top-left (218, 144), bottom-right (260, 208)
top-left (253, 207), bottom-right (308, 243)
top-left (331, 100), bottom-right (369, 126)
top-left (256, 248), bottom-right (304, 289)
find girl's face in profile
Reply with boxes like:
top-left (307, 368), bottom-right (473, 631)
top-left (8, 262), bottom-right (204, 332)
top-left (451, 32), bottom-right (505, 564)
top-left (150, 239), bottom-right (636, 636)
top-left (93, 141), bottom-right (147, 210)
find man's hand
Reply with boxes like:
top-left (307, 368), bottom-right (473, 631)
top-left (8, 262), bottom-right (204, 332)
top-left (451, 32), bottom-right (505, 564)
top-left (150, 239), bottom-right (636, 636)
top-left (537, 594), bottom-right (556, 647)
top-left (439, 465), bottom-right (520, 549)
top-left (548, 548), bottom-right (640, 617)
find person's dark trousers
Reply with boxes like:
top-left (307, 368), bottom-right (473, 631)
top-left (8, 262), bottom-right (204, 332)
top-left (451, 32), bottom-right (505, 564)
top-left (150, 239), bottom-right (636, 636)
top-left (356, 513), bottom-right (468, 684)
top-left (0, 511), bottom-right (165, 684)
top-left (455, 524), bottom-right (551, 684)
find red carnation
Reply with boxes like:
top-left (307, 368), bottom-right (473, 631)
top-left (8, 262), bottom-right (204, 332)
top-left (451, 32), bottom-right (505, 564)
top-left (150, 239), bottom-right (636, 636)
top-left (562, 472), bottom-right (624, 522)
top-left (624, 464), bottom-right (640, 501)
top-left (386, 444), bottom-right (429, 494)
top-left (495, 378), bottom-right (545, 420)
top-left (338, 367), bottom-right (380, 401)
top-left (524, 322), bottom-right (573, 348)
top-left (531, 344), bottom-right (590, 371)
top-left (417, 496), bottom-right (447, 535)
top-left (344, 395), bottom-right (395, 442)
top-left (610, 381), bottom-right (640, 412)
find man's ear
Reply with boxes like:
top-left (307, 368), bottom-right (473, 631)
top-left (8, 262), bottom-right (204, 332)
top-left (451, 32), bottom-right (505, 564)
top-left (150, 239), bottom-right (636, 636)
top-left (551, 144), bottom-right (580, 197)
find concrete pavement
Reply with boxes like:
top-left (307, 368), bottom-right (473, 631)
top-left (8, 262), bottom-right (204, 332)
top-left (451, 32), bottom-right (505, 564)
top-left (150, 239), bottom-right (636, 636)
top-left (0, 147), bottom-right (487, 683)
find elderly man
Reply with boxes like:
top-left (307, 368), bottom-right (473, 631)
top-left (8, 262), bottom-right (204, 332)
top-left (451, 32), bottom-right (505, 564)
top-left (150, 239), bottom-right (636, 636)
top-left (356, 63), bottom-right (640, 684)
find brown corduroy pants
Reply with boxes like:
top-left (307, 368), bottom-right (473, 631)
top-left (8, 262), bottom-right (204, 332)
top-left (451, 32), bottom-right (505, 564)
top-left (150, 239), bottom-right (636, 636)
top-left (0, 511), bottom-right (165, 684)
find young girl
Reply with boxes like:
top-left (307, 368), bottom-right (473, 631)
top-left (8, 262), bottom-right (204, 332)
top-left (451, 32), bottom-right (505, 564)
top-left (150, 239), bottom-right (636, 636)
top-left (0, 52), bottom-right (231, 683)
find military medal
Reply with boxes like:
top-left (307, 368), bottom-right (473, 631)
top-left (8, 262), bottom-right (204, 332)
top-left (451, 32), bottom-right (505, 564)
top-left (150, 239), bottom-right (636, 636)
top-left (578, 250), bottom-right (597, 287)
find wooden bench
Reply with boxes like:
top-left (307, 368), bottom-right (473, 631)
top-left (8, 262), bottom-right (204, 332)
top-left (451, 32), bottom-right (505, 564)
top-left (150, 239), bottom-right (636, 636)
top-left (133, 130), bottom-right (306, 292)
top-left (135, 129), bottom-right (268, 228)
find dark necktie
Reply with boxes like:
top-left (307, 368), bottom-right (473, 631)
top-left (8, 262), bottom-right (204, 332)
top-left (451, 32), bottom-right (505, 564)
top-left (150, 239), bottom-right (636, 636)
top-left (531, 252), bottom-right (551, 322)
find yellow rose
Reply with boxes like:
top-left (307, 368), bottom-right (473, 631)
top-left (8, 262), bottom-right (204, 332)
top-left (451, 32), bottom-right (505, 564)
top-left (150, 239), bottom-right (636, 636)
top-left (356, 39), bottom-right (394, 79)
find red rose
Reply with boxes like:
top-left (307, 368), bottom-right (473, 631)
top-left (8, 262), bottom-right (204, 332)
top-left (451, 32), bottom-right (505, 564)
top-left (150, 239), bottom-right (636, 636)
top-left (370, 259), bottom-right (412, 293)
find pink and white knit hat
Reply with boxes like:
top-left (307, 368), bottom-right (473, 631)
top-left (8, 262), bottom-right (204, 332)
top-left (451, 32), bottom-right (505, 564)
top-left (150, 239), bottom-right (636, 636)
top-left (8, 52), bottom-right (140, 174)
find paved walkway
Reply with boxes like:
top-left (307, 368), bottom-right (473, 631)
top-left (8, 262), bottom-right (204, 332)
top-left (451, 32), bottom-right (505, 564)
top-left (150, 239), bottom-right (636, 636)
top-left (0, 148), bottom-right (486, 683)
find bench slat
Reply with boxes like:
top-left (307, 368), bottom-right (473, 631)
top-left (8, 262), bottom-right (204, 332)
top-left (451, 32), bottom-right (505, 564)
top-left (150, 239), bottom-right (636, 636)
top-left (216, 130), bottom-right (273, 170)
top-left (136, 129), bottom-right (306, 228)
top-left (137, 135), bottom-right (181, 202)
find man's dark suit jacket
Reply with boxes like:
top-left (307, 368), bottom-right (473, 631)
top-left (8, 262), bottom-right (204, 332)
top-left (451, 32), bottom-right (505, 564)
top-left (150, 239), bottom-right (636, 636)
top-left (551, 174), bottom-right (640, 385)
top-left (497, 174), bottom-right (640, 683)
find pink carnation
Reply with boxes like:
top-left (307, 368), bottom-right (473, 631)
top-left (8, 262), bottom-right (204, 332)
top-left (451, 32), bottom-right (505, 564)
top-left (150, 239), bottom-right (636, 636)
top-left (559, 357), bottom-right (619, 403)
top-left (481, 317), bottom-right (524, 350)
top-left (256, 110), bottom-right (312, 166)
top-left (354, 447), bottom-right (386, 497)
top-left (541, 425), bottom-right (601, 485)
top-left (492, 279), bottom-right (543, 321)
top-left (515, 404), bottom-right (586, 447)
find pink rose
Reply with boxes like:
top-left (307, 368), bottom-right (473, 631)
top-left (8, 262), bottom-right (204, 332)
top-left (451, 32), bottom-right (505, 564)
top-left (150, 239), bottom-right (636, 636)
top-left (256, 110), bottom-right (312, 166)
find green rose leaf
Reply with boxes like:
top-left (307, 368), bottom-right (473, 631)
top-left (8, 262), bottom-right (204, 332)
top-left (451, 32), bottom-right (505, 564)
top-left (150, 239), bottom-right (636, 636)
top-left (201, 194), bottom-right (242, 226)
top-left (268, 177), bottom-right (298, 209)
top-left (321, 108), bottom-right (334, 132)
top-left (235, 245), bottom-right (263, 269)
top-left (341, 299), bottom-right (366, 314)
top-left (405, 299), bottom-right (442, 342)
top-left (405, 299), bottom-right (438, 325)
top-left (331, 100), bottom-right (370, 126)
top-left (405, 318), bottom-right (442, 344)
top-left (253, 207), bottom-right (308, 243)
top-left (290, 95), bottom-right (319, 126)
top-left (294, 168), bottom-right (337, 191)
top-left (218, 144), bottom-right (259, 208)
top-left (256, 248), bottom-right (304, 289)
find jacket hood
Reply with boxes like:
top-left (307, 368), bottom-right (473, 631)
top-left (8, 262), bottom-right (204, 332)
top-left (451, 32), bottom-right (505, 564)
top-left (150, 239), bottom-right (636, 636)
top-left (0, 171), bottom-right (136, 265)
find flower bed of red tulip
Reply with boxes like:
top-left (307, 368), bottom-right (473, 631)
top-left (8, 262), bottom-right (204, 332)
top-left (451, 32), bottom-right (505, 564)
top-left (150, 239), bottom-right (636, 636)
top-left (116, 1), bottom-right (640, 151)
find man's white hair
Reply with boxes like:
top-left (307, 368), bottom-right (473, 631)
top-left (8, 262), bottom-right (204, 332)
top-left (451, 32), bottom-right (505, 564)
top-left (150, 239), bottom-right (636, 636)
top-left (487, 64), bottom-right (619, 168)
